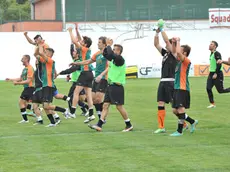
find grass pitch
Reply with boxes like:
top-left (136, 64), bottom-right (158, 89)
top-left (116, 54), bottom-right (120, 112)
top-left (0, 77), bottom-right (230, 172)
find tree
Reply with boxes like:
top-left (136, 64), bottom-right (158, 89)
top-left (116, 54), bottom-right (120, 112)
top-left (0, 0), bottom-right (30, 23)
top-left (0, 0), bottom-right (10, 22)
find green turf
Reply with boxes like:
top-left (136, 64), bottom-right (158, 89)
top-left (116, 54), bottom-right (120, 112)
top-left (1, 77), bottom-right (230, 172)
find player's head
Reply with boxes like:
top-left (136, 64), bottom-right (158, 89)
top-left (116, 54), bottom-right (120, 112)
top-left (80, 36), bottom-right (92, 48)
top-left (21, 55), bottom-right (30, 66)
top-left (113, 44), bottom-right (123, 55)
top-left (72, 48), bottom-right (79, 60)
top-left (209, 41), bottom-right (218, 51)
top-left (34, 35), bottom-right (43, 44)
top-left (181, 45), bottom-right (191, 57)
top-left (45, 48), bottom-right (55, 57)
top-left (98, 36), bottom-right (107, 50)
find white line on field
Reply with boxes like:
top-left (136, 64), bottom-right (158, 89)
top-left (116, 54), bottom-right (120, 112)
top-left (0, 129), bottom-right (152, 139)
top-left (0, 127), bottom-right (225, 139)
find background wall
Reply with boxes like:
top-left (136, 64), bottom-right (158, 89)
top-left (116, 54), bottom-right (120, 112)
top-left (0, 28), bottom-right (230, 80)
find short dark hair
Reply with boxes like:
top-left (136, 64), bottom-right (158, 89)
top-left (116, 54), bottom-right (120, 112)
top-left (99, 36), bottom-right (107, 45)
top-left (46, 48), bottom-right (55, 54)
top-left (83, 36), bottom-right (92, 48)
top-left (168, 38), bottom-right (177, 47)
top-left (181, 45), bottom-right (191, 57)
top-left (34, 34), bottom-right (42, 40)
top-left (24, 54), bottom-right (30, 62)
top-left (114, 44), bottom-right (123, 54)
top-left (212, 41), bottom-right (218, 48)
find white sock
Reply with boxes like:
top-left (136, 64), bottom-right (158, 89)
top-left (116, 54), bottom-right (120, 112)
top-left (53, 113), bottom-right (59, 118)
top-left (21, 111), bottom-right (27, 115)
top-left (185, 113), bottom-right (188, 119)
top-left (124, 118), bottom-right (130, 122)
top-left (37, 116), bottom-right (42, 121)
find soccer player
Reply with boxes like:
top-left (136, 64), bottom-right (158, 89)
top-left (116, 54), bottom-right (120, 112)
top-left (57, 43), bottom-right (89, 117)
top-left (88, 38), bottom-right (133, 132)
top-left (68, 27), bottom-right (95, 122)
top-left (70, 36), bottom-right (108, 120)
top-left (32, 60), bottom-right (67, 125)
top-left (31, 59), bottom-right (44, 125)
top-left (35, 45), bottom-right (68, 127)
top-left (6, 55), bottom-right (35, 123)
top-left (206, 41), bottom-right (230, 108)
top-left (24, 32), bottom-right (48, 48)
top-left (170, 37), bottom-right (198, 137)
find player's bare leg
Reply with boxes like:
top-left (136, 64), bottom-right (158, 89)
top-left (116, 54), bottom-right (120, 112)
top-left (88, 103), bottom-right (110, 131)
top-left (33, 103), bottom-right (43, 125)
top-left (18, 99), bottom-right (29, 123)
top-left (116, 105), bottom-right (133, 132)
top-left (83, 87), bottom-right (95, 123)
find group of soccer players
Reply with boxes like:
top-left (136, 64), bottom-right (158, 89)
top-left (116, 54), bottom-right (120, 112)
top-left (153, 23), bottom-right (199, 136)
top-left (6, 26), bottom-right (133, 132)
top-left (6, 19), bottom-right (230, 136)
top-left (153, 20), bottom-right (230, 136)
top-left (6, 33), bottom-right (71, 127)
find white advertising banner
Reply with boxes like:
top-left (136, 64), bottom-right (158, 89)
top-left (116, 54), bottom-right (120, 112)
top-left (138, 64), bottom-right (194, 78)
top-left (209, 8), bottom-right (230, 28)
top-left (138, 64), bottom-right (162, 78)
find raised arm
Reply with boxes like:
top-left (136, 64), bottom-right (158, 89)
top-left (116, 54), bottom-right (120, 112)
top-left (68, 28), bottom-right (81, 49)
top-left (161, 31), bottom-right (173, 53)
top-left (154, 30), bottom-right (163, 53)
top-left (103, 46), bottom-right (125, 66)
top-left (70, 44), bottom-right (75, 58)
top-left (34, 46), bottom-right (39, 57)
top-left (75, 26), bottom-right (82, 42)
top-left (176, 38), bottom-right (185, 62)
top-left (38, 44), bottom-right (48, 62)
top-left (171, 37), bottom-right (177, 56)
top-left (24, 32), bottom-right (36, 45)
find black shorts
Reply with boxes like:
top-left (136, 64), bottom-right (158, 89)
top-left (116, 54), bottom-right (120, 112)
top-left (172, 89), bottom-right (190, 109)
top-left (79, 89), bottom-right (85, 95)
top-left (42, 86), bottom-right (54, 103)
top-left (104, 84), bottom-right (124, 105)
top-left (76, 71), bottom-right (94, 88)
top-left (92, 79), bottom-right (108, 93)
top-left (32, 88), bottom-right (43, 104)
top-left (68, 82), bottom-right (85, 98)
top-left (20, 87), bottom-right (35, 101)
top-left (157, 81), bottom-right (174, 104)
top-left (207, 72), bottom-right (227, 92)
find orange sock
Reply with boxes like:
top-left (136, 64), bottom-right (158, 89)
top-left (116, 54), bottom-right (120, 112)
top-left (183, 122), bottom-right (187, 128)
top-left (157, 106), bottom-right (166, 129)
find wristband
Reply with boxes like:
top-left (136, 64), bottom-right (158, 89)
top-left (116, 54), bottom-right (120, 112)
top-left (155, 33), bottom-right (159, 37)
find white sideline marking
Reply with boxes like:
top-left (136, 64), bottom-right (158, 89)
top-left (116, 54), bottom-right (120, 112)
top-left (0, 127), bottom-right (224, 139)
top-left (0, 129), bottom-right (152, 139)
